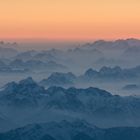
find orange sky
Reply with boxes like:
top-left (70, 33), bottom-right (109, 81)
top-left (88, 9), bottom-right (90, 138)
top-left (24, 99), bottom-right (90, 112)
top-left (0, 0), bottom-right (140, 41)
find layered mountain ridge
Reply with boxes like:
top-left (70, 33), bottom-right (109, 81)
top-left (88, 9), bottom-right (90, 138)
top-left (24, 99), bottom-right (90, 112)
top-left (0, 77), bottom-right (140, 131)
top-left (0, 120), bottom-right (140, 140)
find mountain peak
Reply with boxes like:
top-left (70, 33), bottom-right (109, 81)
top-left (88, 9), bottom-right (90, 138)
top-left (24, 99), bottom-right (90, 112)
top-left (19, 77), bottom-right (36, 86)
top-left (40, 72), bottom-right (76, 87)
top-left (1, 77), bottom-right (46, 96)
top-left (84, 68), bottom-right (98, 77)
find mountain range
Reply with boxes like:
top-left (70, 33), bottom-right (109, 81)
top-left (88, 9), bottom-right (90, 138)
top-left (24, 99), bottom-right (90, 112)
top-left (40, 65), bottom-right (140, 88)
top-left (0, 77), bottom-right (140, 132)
top-left (0, 38), bottom-right (140, 74)
top-left (0, 39), bottom-right (140, 139)
top-left (0, 59), bottom-right (67, 74)
top-left (0, 120), bottom-right (140, 140)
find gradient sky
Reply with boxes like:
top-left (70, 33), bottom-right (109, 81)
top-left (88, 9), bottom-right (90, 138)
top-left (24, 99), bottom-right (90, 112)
top-left (0, 0), bottom-right (140, 41)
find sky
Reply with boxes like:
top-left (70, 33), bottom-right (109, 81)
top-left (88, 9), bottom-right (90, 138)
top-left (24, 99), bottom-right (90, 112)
top-left (0, 0), bottom-right (140, 41)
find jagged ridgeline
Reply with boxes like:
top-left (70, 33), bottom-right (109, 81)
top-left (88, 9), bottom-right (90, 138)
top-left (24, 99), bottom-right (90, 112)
top-left (0, 39), bottom-right (140, 139)
top-left (0, 120), bottom-right (140, 140)
top-left (0, 77), bottom-right (140, 134)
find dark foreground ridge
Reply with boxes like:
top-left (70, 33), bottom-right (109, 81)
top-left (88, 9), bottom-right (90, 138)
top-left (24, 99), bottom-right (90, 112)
top-left (0, 120), bottom-right (140, 140)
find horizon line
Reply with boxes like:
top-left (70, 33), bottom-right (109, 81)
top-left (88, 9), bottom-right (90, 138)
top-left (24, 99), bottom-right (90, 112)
top-left (0, 37), bottom-right (140, 43)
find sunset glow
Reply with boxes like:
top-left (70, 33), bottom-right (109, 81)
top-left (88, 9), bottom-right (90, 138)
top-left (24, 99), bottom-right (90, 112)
top-left (0, 0), bottom-right (140, 41)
